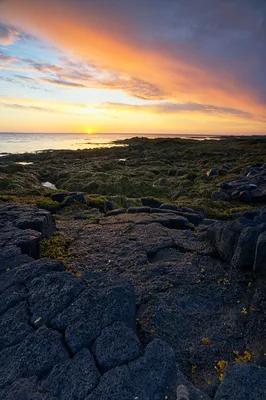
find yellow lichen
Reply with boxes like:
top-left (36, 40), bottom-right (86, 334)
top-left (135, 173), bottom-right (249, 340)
top-left (214, 360), bottom-right (228, 382)
top-left (233, 350), bottom-right (252, 363)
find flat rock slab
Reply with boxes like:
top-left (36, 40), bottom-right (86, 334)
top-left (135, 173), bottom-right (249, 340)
top-left (1, 204), bottom-right (266, 399)
top-left (0, 251), bottom-right (179, 399)
top-left (0, 203), bottom-right (56, 238)
top-left (59, 212), bottom-right (266, 397)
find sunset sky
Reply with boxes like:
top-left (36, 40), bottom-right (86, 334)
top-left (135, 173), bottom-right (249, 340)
top-left (0, 0), bottom-right (265, 135)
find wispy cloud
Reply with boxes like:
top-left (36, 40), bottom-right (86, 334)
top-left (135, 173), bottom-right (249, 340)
top-left (102, 101), bottom-right (254, 119)
top-left (0, 21), bottom-right (35, 45)
top-left (0, 50), bottom-right (166, 99)
top-left (1, 0), bottom-right (265, 116)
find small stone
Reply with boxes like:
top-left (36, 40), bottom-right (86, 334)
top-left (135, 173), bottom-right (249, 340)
top-left (206, 169), bottom-right (217, 178)
top-left (212, 192), bottom-right (230, 202)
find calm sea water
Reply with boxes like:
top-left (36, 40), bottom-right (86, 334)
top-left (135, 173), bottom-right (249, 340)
top-left (0, 132), bottom-right (220, 155)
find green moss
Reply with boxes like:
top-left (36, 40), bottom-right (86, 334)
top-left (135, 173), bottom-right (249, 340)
top-left (0, 195), bottom-right (18, 203)
top-left (36, 198), bottom-right (60, 212)
top-left (41, 233), bottom-right (74, 262)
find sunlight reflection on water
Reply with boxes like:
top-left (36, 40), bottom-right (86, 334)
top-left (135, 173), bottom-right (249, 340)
top-left (0, 132), bottom-right (220, 154)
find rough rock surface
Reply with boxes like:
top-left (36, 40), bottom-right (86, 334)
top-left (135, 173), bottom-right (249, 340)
top-left (205, 214), bottom-right (266, 275)
top-left (217, 163), bottom-right (266, 203)
top-left (214, 363), bottom-right (266, 400)
top-left (1, 204), bottom-right (266, 399)
top-left (0, 203), bottom-right (56, 260)
top-left (0, 204), bottom-right (182, 400)
top-left (61, 211), bottom-right (266, 398)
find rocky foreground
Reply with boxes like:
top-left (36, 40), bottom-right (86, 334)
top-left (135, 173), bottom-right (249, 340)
top-left (0, 202), bottom-right (266, 399)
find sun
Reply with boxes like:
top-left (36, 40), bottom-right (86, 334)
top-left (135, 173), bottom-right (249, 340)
top-left (87, 129), bottom-right (93, 134)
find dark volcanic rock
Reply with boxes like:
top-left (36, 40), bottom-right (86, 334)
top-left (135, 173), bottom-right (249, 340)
top-left (160, 203), bottom-right (179, 211)
top-left (0, 378), bottom-right (57, 400)
top-left (1, 203), bottom-right (266, 399)
top-left (50, 192), bottom-right (67, 203)
top-left (93, 322), bottom-right (141, 372)
top-left (212, 191), bottom-right (230, 202)
top-left (127, 206), bottom-right (151, 213)
top-left (214, 363), bottom-right (266, 400)
top-left (16, 326), bottom-right (70, 377)
top-left (0, 259), bottom-right (65, 295)
top-left (141, 197), bottom-right (164, 208)
top-left (28, 271), bottom-right (85, 326)
top-left (243, 210), bottom-right (260, 220)
top-left (206, 217), bottom-right (266, 273)
top-left (206, 169), bottom-right (217, 178)
top-left (0, 301), bottom-right (33, 351)
top-left (254, 231), bottom-right (266, 275)
top-left (42, 349), bottom-right (100, 399)
top-left (87, 340), bottom-right (177, 400)
top-left (0, 203), bottom-right (56, 238)
top-left (62, 193), bottom-right (85, 207)
top-left (239, 190), bottom-right (252, 203)
top-left (106, 208), bottom-right (126, 216)
top-left (52, 279), bottom-right (136, 334)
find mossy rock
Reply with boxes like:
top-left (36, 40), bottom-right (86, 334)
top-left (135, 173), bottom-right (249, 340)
top-left (36, 198), bottom-right (60, 213)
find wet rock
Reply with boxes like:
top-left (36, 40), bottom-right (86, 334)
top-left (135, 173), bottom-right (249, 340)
top-left (42, 349), bottom-right (100, 399)
top-left (93, 322), bottom-right (140, 372)
top-left (212, 191), bottom-right (230, 202)
top-left (214, 363), bottom-right (266, 400)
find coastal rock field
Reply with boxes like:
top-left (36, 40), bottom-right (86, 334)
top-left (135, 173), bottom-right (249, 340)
top-left (0, 138), bottom-right (266, 399)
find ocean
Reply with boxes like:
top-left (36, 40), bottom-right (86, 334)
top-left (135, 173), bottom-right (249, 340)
top-left (0, 132), bottom-right (221, 155)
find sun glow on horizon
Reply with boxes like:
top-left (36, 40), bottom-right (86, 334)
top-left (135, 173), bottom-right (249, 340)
top-left (87, 129), bottom-right (93, 134)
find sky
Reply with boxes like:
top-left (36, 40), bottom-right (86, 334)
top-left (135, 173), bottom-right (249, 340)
top-left (0, 0), bottom-right (265, 135)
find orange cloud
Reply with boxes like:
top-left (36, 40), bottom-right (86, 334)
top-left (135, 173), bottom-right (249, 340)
top-left (1, 0), bottom-right (265, 129)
